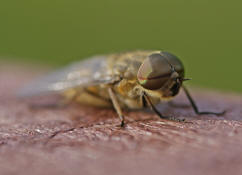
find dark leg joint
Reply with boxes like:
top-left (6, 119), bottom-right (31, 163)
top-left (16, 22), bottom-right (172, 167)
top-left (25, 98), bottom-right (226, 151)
top-left (120, 119), bottom-right (125, 127)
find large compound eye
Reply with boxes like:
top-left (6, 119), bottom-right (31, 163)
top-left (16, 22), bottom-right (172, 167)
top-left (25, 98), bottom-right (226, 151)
top-left (137, 52), bottom-right (184, 90)
top-left (137, 53), bottom-right (171, 90)
top-left (161, 52), bottom-right (184, 78)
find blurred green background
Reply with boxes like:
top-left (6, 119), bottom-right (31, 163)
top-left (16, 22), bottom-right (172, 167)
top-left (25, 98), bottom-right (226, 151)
top-left (0, 0), bottom-right (241, 92)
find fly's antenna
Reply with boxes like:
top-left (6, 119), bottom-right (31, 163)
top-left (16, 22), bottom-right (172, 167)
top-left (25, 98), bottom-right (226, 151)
top-left (182, 78), bottom-right (192, 81)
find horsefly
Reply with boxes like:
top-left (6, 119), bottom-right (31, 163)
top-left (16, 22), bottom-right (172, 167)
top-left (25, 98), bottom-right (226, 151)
top-left (20, 51), bottom-right (225, 127)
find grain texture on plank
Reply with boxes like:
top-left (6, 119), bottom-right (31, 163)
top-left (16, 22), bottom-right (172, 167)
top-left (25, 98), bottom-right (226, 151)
top-left (0, 63), bottom-right (242, 175)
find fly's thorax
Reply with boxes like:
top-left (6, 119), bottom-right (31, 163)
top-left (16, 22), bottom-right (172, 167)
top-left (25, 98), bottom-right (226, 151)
top-left (114, 78), bottom-right (138, 98)
top-left (108, 50), bottom-right (161, 80)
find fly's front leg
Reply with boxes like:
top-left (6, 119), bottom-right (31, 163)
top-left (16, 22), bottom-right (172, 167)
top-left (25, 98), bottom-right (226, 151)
top-left (143, 92), bottom-right (185, 122)
top-left (108, 88), bottom-right (125, 127)
top-left (182, 85), bottom-right (225, 115)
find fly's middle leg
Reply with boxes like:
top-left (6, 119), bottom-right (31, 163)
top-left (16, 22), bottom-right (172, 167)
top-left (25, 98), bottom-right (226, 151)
top-left (143, 92), bottom-right (185, 122)
top-left (108, 88), bottom-right (125, 127)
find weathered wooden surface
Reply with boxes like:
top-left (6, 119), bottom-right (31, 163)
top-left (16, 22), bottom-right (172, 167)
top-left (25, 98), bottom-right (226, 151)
top-left (0, 63), bottom-right (242, 175)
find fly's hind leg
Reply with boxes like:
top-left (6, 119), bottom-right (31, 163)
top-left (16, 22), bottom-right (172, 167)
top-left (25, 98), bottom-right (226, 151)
top-left (30, 97), bottom-right (73, 109)
top-left (108, 88), bottom-right (125, 127)
top-left (30, 90), bottom-right (81, 109)
top-left (182, 85), bottom-right (225, 115)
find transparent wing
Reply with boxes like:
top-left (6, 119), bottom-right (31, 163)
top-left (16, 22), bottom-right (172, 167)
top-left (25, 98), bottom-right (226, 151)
top-left (19, 56), bottom-right (115, 97)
